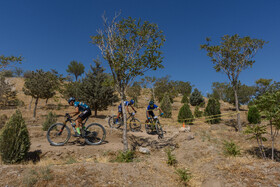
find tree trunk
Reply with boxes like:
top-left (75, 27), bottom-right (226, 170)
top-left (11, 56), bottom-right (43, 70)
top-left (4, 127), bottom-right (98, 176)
top-left (95, 108), bottom-right (98, 117)
top-left (33, 97), bottom-right (39, 118)
top-left (121, 90), bottom-right (128, 152)
top-left (46, 98), bottom-right (49, 105)
top-left (270, 122), bottom-right (274, 161)
top-left (152, 87), bottom-right (155, 101)
top-left (234, 87), bottom-right (242, 131)
top-left (29, 97), bottom-right (33, 110)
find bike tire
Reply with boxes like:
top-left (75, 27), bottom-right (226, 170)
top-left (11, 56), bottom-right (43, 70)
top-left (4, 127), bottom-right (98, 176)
top-left (108, 115), bottom-right (122, 129)
top-left (47, 123), bottom-right (71, 146)
top-left (155, 120), bottom-right (164, 139)
top-left (145, 120), bottom-right (153, 134)
top-left (84, 123), bottom-right (106, 145)
top-left (129, 118), bottom-right (141, 132)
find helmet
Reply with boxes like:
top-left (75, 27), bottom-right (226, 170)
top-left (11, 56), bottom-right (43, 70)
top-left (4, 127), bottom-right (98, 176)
top-left (130, 99), bottom-right (135, 105)
top-left (149, 100), bottom-right (154, 105)
top-left (68, 97), bottom-right (75, 104)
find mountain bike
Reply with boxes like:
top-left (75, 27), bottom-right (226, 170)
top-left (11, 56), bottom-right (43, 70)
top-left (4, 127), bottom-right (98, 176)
top-left (145, 115), bottom-right (164, 139)
top-left (108, 112), bottom-right (141, 132)
top-left (47, 113), bottom-right (106, 146)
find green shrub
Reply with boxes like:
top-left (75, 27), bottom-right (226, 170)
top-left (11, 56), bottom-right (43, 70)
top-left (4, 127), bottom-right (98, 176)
top-left (204, 98), bottom-right (221, 124)
top-left (223, 140), bottom-right (241, 157)
top-left (181, 93), bottom-right (189, 103)
top-left (190, 88), bottom-right (205, 106)
top-left (175, 168), bottom-right (192, 185)
top-left (178, 104), bottom-right (193, 124)
top-left (247, 105), bottom-right (261, 124)
top-left (0, 110), bottom-right (30, 164)
top-left (42, 112), bottom-right (57, 131)
top-left (115, 150), bottom-right (135, 163)
top-left (0, 114), bottom-right (8, 129)
top-left (23, 166), bottom-right (53, 186)
top-left (160, 92), bottom-right (172, 118)
top-left (166, 148), bottom-right (177, 166)
top-left (194, 106), bottom-right (203, 118)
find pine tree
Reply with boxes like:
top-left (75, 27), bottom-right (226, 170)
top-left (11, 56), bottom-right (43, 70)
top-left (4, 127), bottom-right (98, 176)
top-left (160, 92), bottom-right (172, 118)
top-left (178, 104), bottom-right (193, 124)
top-left (0, 110), bottom-right (30, 164)
top-left (79, 59), bottom-right (119, 116)
top-left (204, 98), bottom-right (221, 124)
top-left (190, 88), bottom-right (205, 106)
top-left (194, 106), bottom-right (203, 118)
top-left (181, 93), bottom-right (189, 103)
top-left (247, 106), bottom-right (261, 124)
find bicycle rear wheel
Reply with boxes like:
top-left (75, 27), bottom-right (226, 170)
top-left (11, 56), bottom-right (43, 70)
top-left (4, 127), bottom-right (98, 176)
top-left (85, 123), bottom-right (106, 145)
top-left (155, 121), bottom-right (164, 139)
top-left (47, 123), bottom-right (71, 146)
top-left (129, 118), bottom-right (141, 132)
top-left (108, 115), bottom-right (122, 129)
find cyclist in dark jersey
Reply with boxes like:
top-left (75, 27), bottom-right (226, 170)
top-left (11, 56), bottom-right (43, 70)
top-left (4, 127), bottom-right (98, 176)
top-left (116, 99), bottom-right (136, 124)
top-left (68, 97), bottom-right (91, 137)
top-left (146, 100), bottom-right (164, 120)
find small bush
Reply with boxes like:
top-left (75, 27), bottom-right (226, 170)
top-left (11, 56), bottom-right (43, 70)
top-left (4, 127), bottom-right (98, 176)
top-left (247, 105), bottom-right (261, 124)
top-left (175, 168), bottom-right (191, 185)
top-left (190, 88), bottom-right (205, 106)
top-left (57, 103), bottom-right (62, 110)
top-left (65, 156), bottom-right (77, 164)
top-left (115, 150), bottom-right (135, 163)
top-left (166, 148), bottom-right (177, 166)
top-left (223, 140), bottom-right (241, 157)
top-left (204, 98), bottom-right (221, 124)
top-left (0, 114), bottom-right (8, 129)
top-left (42, 112), bottom-right (57, 131)
top-left (178, 104), bottom-right (193, 124)
top-left (160, 92), bottom-right (172, 118)
top-left (181, 93), bottom-right (189, 103)
top-left (0, 110), bottom-right (30, 164)
top-left (194, 106), bottom-right (203, 118)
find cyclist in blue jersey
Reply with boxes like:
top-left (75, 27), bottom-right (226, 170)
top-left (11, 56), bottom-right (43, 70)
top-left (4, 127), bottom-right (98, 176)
top-left (146, 100), bottom-right (164, 120)
top-left (68, 97), bottom-right (92, 137)
top-left (116, 99), bottom-right (136, 124)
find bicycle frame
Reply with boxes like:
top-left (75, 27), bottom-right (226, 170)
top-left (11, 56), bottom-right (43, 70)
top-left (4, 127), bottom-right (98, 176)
top-left (60, 115), bottom-right (89, 135)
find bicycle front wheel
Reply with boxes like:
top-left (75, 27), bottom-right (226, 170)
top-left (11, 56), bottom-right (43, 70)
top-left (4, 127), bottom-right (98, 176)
top-left (108, 115), bottom-right (121, 129)
top-left (129, 118), bottom-right (141, 132)
top-left (155, 121), bottom-right (164, 139)
top-left (47, 123), bottom-right (71, 146)
top-left (85, 123), bottom-right (106, 145)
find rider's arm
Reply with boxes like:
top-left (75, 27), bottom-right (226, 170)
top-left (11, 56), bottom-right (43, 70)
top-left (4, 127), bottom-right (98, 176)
top-left (130, 105), bottom-right (136, 113)
top-left (126, 105), bottom-right (130, 114)
top-left (69, 107), bottom-right (80, 117)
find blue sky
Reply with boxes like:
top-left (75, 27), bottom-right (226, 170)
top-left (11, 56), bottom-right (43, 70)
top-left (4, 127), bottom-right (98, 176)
top-left (1, 0), bottom-right (279, 95)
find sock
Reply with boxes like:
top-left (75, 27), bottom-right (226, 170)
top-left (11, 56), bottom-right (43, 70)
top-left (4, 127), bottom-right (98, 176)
top-left (76, 127), bottom-right (81, 134)
top-left (116, 119), bottom-right (118, 122)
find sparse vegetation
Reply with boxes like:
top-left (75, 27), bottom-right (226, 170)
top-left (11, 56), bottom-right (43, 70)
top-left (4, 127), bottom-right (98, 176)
top-left (166, 148), bottom-right (177, 166)
top-left (42, 111), bottom-right (57, 131)
top-left (23, 166), bottom-right (53, 186)
top-left (223, 140), bottom-right (241, 157)
top-left (0, 110), bottom-right (30, 164)
top-left (175, 168), bottom-right (191, 186)
top-left (0, 114), bottom-right (8, 129)
top-left (115, 150), bottom-right (135, 163)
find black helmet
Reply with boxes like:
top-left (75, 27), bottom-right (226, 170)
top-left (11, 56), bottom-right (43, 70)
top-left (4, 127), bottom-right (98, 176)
top-left (149, 100), bottom-right (154, 105)
top-left (68, 97), bottom-right (75, 104)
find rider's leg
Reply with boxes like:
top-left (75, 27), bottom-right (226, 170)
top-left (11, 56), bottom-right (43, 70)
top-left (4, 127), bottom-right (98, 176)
top-left (75, 117), bottom-right (82, 135)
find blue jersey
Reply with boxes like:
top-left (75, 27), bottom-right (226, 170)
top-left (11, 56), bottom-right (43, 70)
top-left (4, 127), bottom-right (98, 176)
top-left (74, 101), bottom-right (90, 112)
top-left (147, 104), bottom-right (158, 111)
